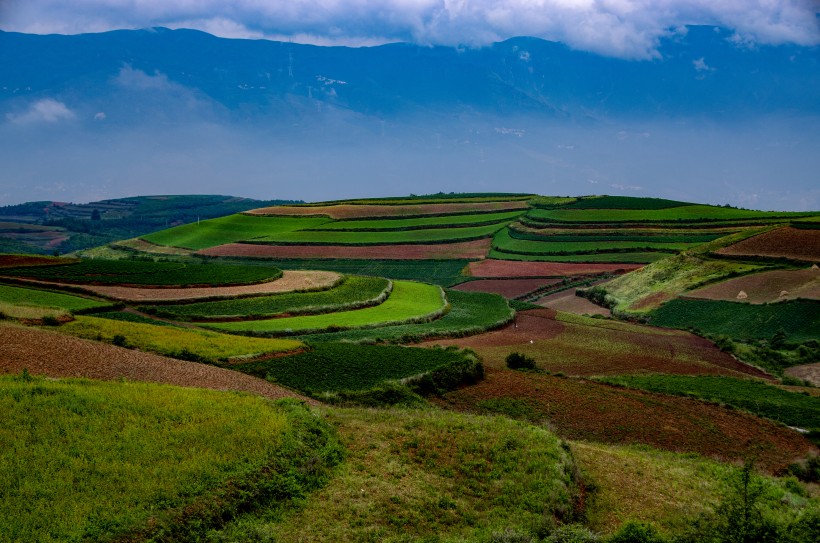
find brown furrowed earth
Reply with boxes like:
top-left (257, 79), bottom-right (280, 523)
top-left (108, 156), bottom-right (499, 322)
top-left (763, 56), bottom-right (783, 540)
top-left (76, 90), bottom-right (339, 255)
top-left (0, 322), bottom-right (314, 403)
top-left (684, 269), bottom-right (820, 303)
top-left (421, 309), bottom-right (768, 378)
top-left (198, 239), bottom-right (492, 260)
top-left (785, 362), bottom-right (820, 387)
top-left (716, 226), bottom-right (820, 262)
top-left (0, 254), bottom-right (76, 268)
top-left (537, 288), bottom-right (612, 316)
top-left (452, 278), bottom-right (561, 298)
top-left (113, 238), bottom-right (195, 256)
top-left (467, 259), bottom-right (643, 278)
top-left (434, 368), bottom-right (814, 473)
top-left (244, 201), bottom-right (529, 219)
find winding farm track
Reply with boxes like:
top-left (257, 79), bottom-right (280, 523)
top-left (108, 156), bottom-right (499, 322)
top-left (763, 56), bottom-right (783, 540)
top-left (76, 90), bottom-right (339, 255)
top-left (197, 239), bottom-right (492, 260)
top-left (4, 270), bottom-right (341, 302)
top-left (0, 323), bottom-right (316, 404)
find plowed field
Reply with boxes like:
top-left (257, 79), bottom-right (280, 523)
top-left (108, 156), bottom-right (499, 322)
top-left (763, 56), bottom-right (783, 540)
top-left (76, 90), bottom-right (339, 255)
top-left (245, 201), bottom-right (528, 219)
top-left (717, 226), bottom-right (820, 261)
top-left (537, 288), bottom-right (612, 316)
top-left (452, 278), bottom-right (561, 298)
top-left (0, 254), bottom-right (75, 268)
top-left (198, 239), bottom-right (492, 260)
top-left (421, 309), bottom-right (767, 378)
top-left (0, 323), bottom-right (313, 403)
top-left (467, 259), bottom-right (642, 278)
top-left (784, 363), bottom-right (820, 387)
top-left (435, 368), bottom-right (813, 473)
top-left (684, 269), bottom-right (820, 303)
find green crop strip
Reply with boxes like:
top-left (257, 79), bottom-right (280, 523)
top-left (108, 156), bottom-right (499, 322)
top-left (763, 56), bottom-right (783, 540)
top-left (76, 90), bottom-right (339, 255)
top-left (597, 375), bottom-right (820, 431)
top-left (560, 196), bottom-right (694, 209)
top-left (250, 222), bottom-right (506, 245)
top-left (141, 214), bottom-right (332, 250)
top-left (492, 228), bottom-right (698, 255)
top-left (203, 280), bottom-right (445, 335)
top-left (527, 205), bottom-right (818, 223)
top-left (1, 259), bottom-right (283, 286)
top-left (141, 276), bottom-right (390, 320)
top-left (57, 315), bottom-right (303, 362)
top-left (0, 284), bottom-right (111, 312)
top-left (487, 249), bottom-right (667, 263)
top-left (305, 210), bottom-right (525, 231)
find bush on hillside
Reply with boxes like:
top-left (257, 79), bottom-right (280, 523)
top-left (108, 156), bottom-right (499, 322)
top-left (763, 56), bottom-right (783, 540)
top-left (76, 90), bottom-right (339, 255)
top-left (506, 352), bottom-right (536, 370)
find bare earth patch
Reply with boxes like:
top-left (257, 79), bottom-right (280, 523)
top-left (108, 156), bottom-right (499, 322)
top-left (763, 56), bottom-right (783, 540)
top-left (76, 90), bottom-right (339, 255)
top-left (38, 270), bottom-right (341, 302)
top-left (198, 239), bottom-right (492, 260)
top-left (452, 278), bottom-right (561, 298)
top-left (537, 288), bottom-right (612, 316)
top-left (435, 368), bottom-right (814, 473)
top-left (717, 226), bottom-right (820, 262)
top-left (0, 322), bottom-right (314, 403)
top-left (785, 363), bottom-right (820, 387)
top-left (684, 269), bottom-right (820, 303)
top-left (113, 238), bottom-right (194, 256)
top-left (0, 254), bottom-right (76, 268)
top-left (467, 259), bottom-right (643, 278)
top-left (244, 201), bottom-right (529, 219)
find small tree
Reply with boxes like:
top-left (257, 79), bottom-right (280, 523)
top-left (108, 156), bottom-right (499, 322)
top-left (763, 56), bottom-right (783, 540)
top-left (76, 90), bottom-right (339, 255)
top-left (506, 352), bottom-right (536, 370)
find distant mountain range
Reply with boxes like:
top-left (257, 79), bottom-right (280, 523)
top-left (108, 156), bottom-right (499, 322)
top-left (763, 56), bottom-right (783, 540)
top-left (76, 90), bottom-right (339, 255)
top-left (1, 25), bottom-right (817, 123)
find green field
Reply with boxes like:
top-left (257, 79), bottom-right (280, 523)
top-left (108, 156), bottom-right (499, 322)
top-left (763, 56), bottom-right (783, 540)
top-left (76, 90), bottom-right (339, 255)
top-left (204, 280), bottom-right (445, 335)
top-left (141, 214), bottom-right (331, 250)
top-left (252, 222), bottom-right (506, 245)
top-left (506, 228), bottom-right (723, 244)
top-left (141, 276), bottom-right (390, 320)
top-left (560, 196), bottom-right (694, 210)
top-left (650, 298), bottom-right (820, 343)
top-left (0, 284), bottom-right (111, 312)
top-left (306, 210), bottom-right (525, 231)
top-left (301, 289), bottom-right (513, 343)
top-left (235, 343), bottom-right (469, 393)
top-left (493, 228), bottom-right (699, 255)
top-left (596, 375), bottom-right (820, 431)
top-left (527, 205), bottom-right (816, 223)
top-left (488, 248), bottom-right (667, 263)
top-left (0, 259), bottom-right (283, 286)
top-left (58, 315), bottom-right (303, 362)
top-left (0, 376), bottom-right (341, 543)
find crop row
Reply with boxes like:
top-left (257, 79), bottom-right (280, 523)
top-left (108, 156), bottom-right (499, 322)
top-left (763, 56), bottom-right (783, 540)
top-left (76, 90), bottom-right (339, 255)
top-left (304, 210), bottom-right (524, 231)
top-left (506, 226), bottom-right (723, 244)
top-left (140, 275), bottom-right (391, 321)
top-left (525, 205), bottom-right (817, 223)
top-left (486, 249), bottom-right (667, 263)
top-left (0, 284), bottom-right (113, 312)
top-left (300, 289), bottom-right (513, 343)
top-left (492, 229), bottom-right (697, 255)
top-left (249, 222), bottom-right (507, 245)
top-left (57, 315), bottom-right (303, 363)
top-left (202, 280), bottom-right (446, 335)
top-left (1, 259), bottom-right (283, 287)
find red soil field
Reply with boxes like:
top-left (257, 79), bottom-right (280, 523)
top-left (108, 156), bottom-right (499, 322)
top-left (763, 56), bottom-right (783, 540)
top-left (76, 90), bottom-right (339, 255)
top-left (785, 363), bottom-right (820, 387)
top-left (0, 322), bottom-right (314, 403)
top-left (452, 278), bottom-right (561, 298)
top-left (684, 269), bottom-right (820, 303)
top-left (717, 226), bottom-right (820, 262)
top-left (467, 259), bottom-right (643, 278)
top-left (435, 368), bottom-right (814, 473)
top-left (537, 288), bottom-right (612, 316)
top-left (198, 239), bottom-right (492, 260)
top-left (244, 201), bottom-right (528, 219)
top-left (421, 309), bottom-right (768, 379)
top-left (0, 254), bottom-right (75, 268)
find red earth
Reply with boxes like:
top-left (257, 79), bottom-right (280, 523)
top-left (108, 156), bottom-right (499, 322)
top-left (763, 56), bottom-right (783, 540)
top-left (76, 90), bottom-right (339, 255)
top-left (0, 254), bottom-right (75, 268)
top-left (244, 201), bottom-right (528, 219)
top-left (198, 238), bottom-right (492, 260)
top-left (717, 226), bottom-right (820, 262)
top-left (684, 268), bottom-right (820, 303)
top-left (467, 259), bottom-right (643, 278)
top-left (452, 278), bottom-right (561, 298)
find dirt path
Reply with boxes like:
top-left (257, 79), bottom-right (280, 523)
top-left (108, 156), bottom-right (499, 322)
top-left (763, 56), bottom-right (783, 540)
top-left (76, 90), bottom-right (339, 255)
top-left (0, 322), bottom-right (316, 404)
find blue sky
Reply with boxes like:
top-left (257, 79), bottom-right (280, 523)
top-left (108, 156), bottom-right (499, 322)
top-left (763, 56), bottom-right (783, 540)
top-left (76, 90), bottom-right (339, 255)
top-left (1, 0), bottom-right (818, 59)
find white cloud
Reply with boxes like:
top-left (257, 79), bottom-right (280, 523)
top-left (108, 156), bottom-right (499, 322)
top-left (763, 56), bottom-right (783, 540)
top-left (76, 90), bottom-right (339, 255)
top-left (610, 183), bottom-right (643, 191)
top-left (6, 98), bottom-right (76, 124)
top-left (1, 1), bottom-right (817, 59)
top-left (692, 57), bottom-right (714, 71)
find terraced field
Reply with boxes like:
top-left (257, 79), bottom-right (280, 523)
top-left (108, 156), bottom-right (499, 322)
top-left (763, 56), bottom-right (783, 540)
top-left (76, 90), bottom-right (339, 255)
top-left (251, 222), bottom-right (506, 245)
top-left (527, 205), bottom-right (816, 223)
top-left (246, 200), bottom-right (530, 219)
top-left (306, 210), bottom-right (525, 230)
top-left (467, 259), bottom-right (643, 277)
top-left (684, 268), bottom-right (820, 303)
top-left (716, 226), bottom-right (820, 262)
top-left (198, 239), bottom-right (492, 260)
top-left (493, 228), bottom-right (699, 256)
top-left (0, 284), bottom-right (112, 313)
top-left (204, 280), bottom-right (445, 335)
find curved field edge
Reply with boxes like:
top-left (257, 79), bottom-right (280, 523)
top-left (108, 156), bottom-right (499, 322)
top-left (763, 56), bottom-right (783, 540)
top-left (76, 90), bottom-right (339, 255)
top-left (0, 376), bottom-right (342, 543)
top-left (202, 281), bottom-right (448, 336)
top-left (211, 407), bottom-right (580, 543)
top-left (139, 275), bottom-right (392, 321)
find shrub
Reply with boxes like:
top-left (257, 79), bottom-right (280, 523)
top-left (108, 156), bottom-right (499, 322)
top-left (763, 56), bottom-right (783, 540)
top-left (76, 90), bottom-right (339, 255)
top-left (41, 315), bottom-right (60, 326)
top-left (111, 334), bottom-right (128, 347)
top-left (546, 524), bottom-right (601, 542)
top-left (607, 521), bottom-right (667, 543)
top-left (506, 352), bottom-right (536, 370)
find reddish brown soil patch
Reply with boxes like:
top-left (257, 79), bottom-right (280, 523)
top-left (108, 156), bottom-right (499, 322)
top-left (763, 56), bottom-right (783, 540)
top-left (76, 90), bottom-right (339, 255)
top-left (785, 363), bottom-right (820, 387)
top-left (0, 254), bottom-right (76, 268)
top-left (685, 269), bottom-right (820, 303)
top-left (467, 259), bottom-right (642, 278)
top-left (537, 288), bottom-right (611, 316)
top-left (436, 368), bottom-right (814, 473)
top-left (629, 291), bottom-right (675, 311)
top-left (114, 238), bottom-right (194, 256)
top-left (422, 309), bottom-right (768, 379)
top-left (452, 278), bottom-right (561, 298)
top-left (198, 239), bottom-right (492, 260)
top-left (245, 201), bottom-right (528, 219)
top-left (0, 322), bottom-right (315, 403)
top-left (717, 226), bottom-right (820, 262)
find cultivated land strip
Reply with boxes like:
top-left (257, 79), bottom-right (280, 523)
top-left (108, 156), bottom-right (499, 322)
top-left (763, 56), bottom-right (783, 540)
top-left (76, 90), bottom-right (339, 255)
top-left (198, 238), bottom-right (492, 259)
top-left (467, 259), bottom-right (643, 277)
top-left (0, 322), bottom-right (314, 403)
top-left (684, 268), bottom-right (820, 303)
top-left (244, 201), bottom-right (529, 219)
top-left (716, 226), bottom-right (820, 262)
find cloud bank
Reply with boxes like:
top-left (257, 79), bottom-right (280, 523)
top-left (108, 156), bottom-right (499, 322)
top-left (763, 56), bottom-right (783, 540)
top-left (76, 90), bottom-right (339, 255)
top-left (1, 0), bottom-right (818, 58)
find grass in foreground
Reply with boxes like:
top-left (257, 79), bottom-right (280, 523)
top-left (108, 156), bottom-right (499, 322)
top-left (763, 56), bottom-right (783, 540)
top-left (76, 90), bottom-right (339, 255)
top-left (0, 376), bottom-right (341, 543)
top-left (208, 407), bottom-right (579, 543)
top-left (56, 315), bottom-right (303, 362)
top-left (204, 281), bottom-right (445, 335)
